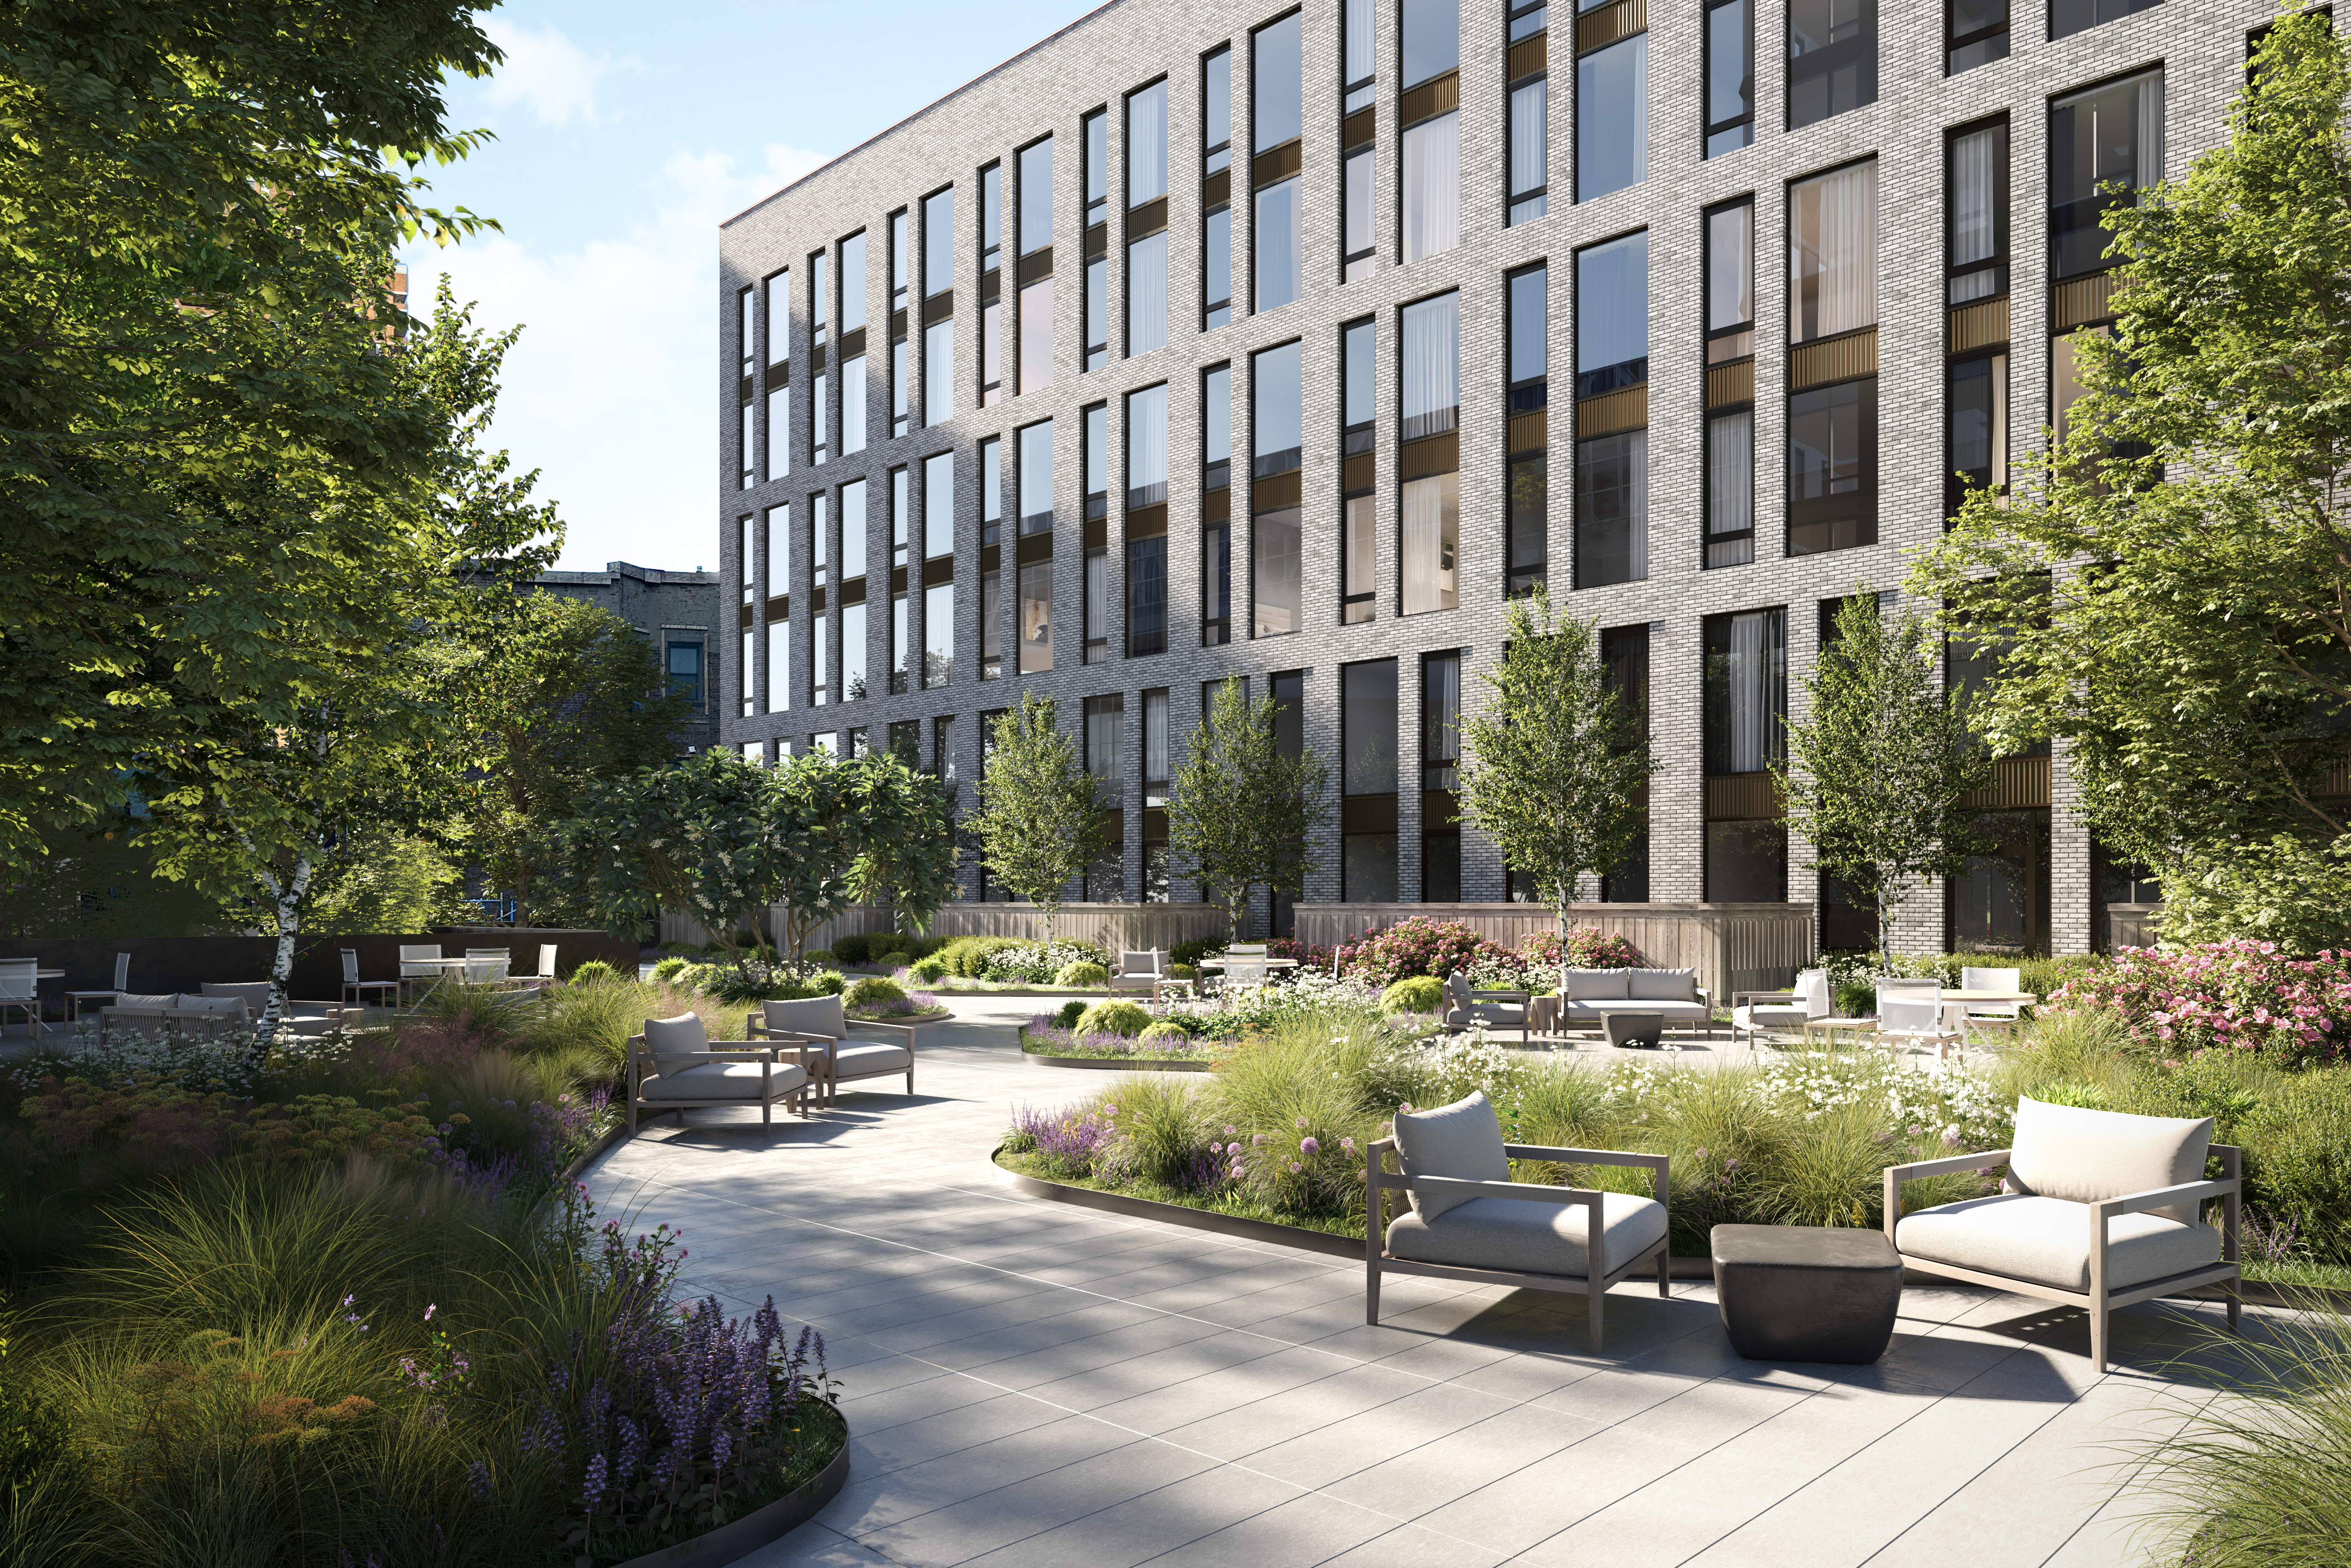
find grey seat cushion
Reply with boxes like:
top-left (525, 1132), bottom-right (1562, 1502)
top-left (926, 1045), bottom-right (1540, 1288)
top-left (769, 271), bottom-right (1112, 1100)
top-left (828, 1042), bottom-right (913, 1078)
top-left (1562, 969), bottom-right (1630, 1001)
top-left (1627, 968), bottom-right (1698, 1002)
top-left (760, 995), bottom-right (847, 1040)
top-left (1392, 1090), bottom-right (1510, 1220)
top-left (638, 1060), bottom-right (808, 1103)
top-left (1898, 1193), bottom-right (2220, 1292)
top-left (1446, 1002), bottom-right (1527, 1029)
top-left (1733, 1003), bottom-right (1809, 1026)
top-left (1388, 1190), bottom-right (1667, 1280)
top-left (1567, 999), bottom-right (1710, 1020)
top-left (2010, 1096), bottom-right (2214, 1225)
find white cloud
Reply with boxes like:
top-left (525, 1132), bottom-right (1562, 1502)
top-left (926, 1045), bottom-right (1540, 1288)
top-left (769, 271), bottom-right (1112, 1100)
top-left (407, 143), bottom-right (827, 573)
top-left (481, 21), bottom-right (624, 128)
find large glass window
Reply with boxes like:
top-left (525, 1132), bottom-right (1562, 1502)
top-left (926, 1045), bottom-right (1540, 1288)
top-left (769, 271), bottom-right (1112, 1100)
top-left (1404, 0), bottom-right (1460, 81)
top-left (1343, 318), bottom-right (1377, 622)
top-left (1402, 292), bottom-right (1461, 615)
top-left (1507, 264), bottom-right (1547, 596)
top-left (1129, 80), bottom-right (1169, 203)
top-left (1790, 161), bottom-right (1877, 344)
top-left (1950, 121), bottom-right (2009, 303)
top-left (1204, 47), bottom-right (1233, 329)
top-left (1019, 560), bottom-right (1052, 674)
top-left (1703, 608), bottom-right (1785, 899)
top-left (1788, 162), bottom-right (1878, 557)
top-left (1789, 378), bottom-right (1877, 554)
top-left (1127, 384), bottom-right (1168, 508)
top-left (1421, 649), bottom-right (1461, 902)
top-left (1600, 625), bottom-right (1651, 899)
top-left (1577, 232), bottom-right (1648, 397)
top-left (1576, 433), bottom-right (1647, 588)
top-left (1787, 0), bottom-right (1876, 130)
top-left (1403, 112), bottom-right (1462, 261)
top-left (1128, 533), bottom-right (1167, 656)
top-left (1949, 0), bottom-right (2008, 74)
top-left (1949, 353), bottom-right (2008, 515)
top-left (1706, 0), bottom-right (1754, 155)
top-left (839, 479), bottom-right (866, 582)
top-left (1402, 292), bottom-right (1461, 441)
top-left (1575, 233), bottom-right (1647, 588)
top-left (1253, 340), bottom-right (1303, 480)
top-left (924, 581), bottom-right (953, 687)
top-left (1706, 200), bottom-right (1754, 569)
top-left (923, 189), bottom-right (954, 294)
top-left (1018, 138), bottom-right (1054, 393)
top-left (1578, 32), bottom-right (1649, 203)
top-left (2050, 71), bottom-right (2162, 280)
top-left (2052, 0), bottom-right (2158, 43)
top-left (1254, 14), bottom-right (1303, 312)
top-left (840, 233), bottom-right (866, 331)
top-left (1018, 420), bottom-right (1054, 535)
top-left (1084, 544), bottom-right (1110, 663)
top-left (1253, 341), bottom-right (1302, 638)
top-left (1202, 519), bottom-right (1231, 646)
top-left (1509, 77), bottom-right (1548, 226)
top-left (1341, 658), bottom-right (1399, 902)
top-left (980, 164), bottom-right (1002, 407)
top-left (840, 354), bottom-right (866, 456)
top-left (1346, 0), bottom-right (1377, 108)
top-left (1203, 363), bottom-right (1232, 646)
top-left (923, 451), bottom-right (954, 559)
top-left (1128, 85), bottom-right (1170, 358)
top-left (1083, 110), bottom-right (1108, 373)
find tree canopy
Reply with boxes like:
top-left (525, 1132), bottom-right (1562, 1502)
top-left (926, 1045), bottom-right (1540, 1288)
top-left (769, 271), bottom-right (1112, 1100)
top-left (966, 695), bottom-right (1110, 940)
top-left (1915, 8), bottom-right (2351, 951)
top-left (1165, 676), bottom-right (1333, 938)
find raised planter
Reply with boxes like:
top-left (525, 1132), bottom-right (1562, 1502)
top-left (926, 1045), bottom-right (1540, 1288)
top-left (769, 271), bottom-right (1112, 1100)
top-left (608, 1434), bottom-right (850, 1568)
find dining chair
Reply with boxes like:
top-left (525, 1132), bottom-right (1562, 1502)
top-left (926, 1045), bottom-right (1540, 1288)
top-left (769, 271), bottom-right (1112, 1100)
top-left (398, 945), bottom-right (444, 1002)
top-left (66, 953), bottom-right (132, 1023)
top-left (0, 959), bottom-right (45, 1038)
top-left (1959, 966), bottom-right (2026, 1044)
top-left (1877, 979), bottom-right (1964, 1063)
top-left (464, 949), bottom-right (512, 985)
top-left (341, 950), bottom-right (402, 1008)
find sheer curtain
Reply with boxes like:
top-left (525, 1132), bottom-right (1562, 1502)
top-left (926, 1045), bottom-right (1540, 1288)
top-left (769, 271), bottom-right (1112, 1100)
top-left (1791, 160), bottom-right (1877, 340)
top-left (2134, 73), bottom-right (2163, 189)
top-left (766, 386), bottom-right (789, 480)
top-left (1951, 129), bottom-right (1996, 267)
top-left (765, 506), bottom-right (787, 600)
top-left (1254, 180), bottom-right (1301, 310)
top-left (1127, 232), bottom-right (1169, 354)
top-left (1345, 0), bottom-right (1374, 83)
top-left (766, 621), bottom-right (788, 714)
top-left (1402, 473), bottom-right (1459, 615)
top-left (1126, 383), bottom-right (1168, 505)
top-left (1143, 688), bottom-right (1169, 782)
top-left (1127, 81), bottom-right (1168, 201)
top-left (1510, 80), bottom-right (1547, 197)
top-left (1403, 112), bottom-right (1461, 261)
top-left (1401, 292), bottom-right (1460, 440)
top-left (1706, 411), bottom-right (1752, 557)
top-left (1728, 610), bottom-right (1768, 772)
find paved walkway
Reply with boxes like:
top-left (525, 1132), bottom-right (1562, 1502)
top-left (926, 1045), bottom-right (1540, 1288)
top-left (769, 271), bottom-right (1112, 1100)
top-left (584, 998), bottom-right (2252, 1568)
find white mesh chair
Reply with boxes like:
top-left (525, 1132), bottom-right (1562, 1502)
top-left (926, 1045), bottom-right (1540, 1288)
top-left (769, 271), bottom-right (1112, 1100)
top-left (1959, 966), bottom-right (2026, 1044)
top-left (626, 1014), bottom-right (811, 1132)
top-left (1731, 970), bottom-right (1821, 1046)
top-left (66, 953), bottom-right (131, 1023)
top-left (1886, 1096), bottom-right (2241, 1373)
top-left (0, 959), bottom-right (45, 1038)
top-left (341, 950), bottom-right (401, 1008)
top-left (1877, 977), bottom-right (1963, 1062)
top-left (398, 945), bottom-right (444, 1001)
top-left (507, 944), bottom-right (561, 986)
top-left (1215, 943), bottom-right (1270, 994)
top-left (464, 948), bottom-right (512, 985)
top-left (1367, 1090), bottom-right (1671, 1350)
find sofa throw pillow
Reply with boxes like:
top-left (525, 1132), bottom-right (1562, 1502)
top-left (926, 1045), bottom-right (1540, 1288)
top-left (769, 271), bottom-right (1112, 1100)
top-left (2009, 1096), bottom-right (2213, 1225)
top-left (642, 1014), bottom-right (709, 1071)
top-left (115, 993), bottom-right (181, 1010)
top-left (1626, 968), bottom-right (1697, 1002)
top-left (1563, 969), bottom-right (1631, 1002)
top-left (1392, 1090), bottom-right (1511, 1220)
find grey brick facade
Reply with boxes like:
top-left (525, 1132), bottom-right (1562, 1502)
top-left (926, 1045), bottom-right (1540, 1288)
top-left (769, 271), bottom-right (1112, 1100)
top-left (717, 0), bottom-right (2274, 953)
top-left (534, 562), bottom-right (722, 756)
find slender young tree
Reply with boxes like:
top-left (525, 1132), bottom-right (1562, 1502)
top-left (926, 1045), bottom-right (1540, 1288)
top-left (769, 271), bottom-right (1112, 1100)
top-left (965, 694), bottom-right (1110, 940)
top-left (1775, 591), bottom-right (1993, 961)
top-left (1165, 676), bottom-right (1334, 938)
top-left (1458, 589), bottom-right (1657, 994)
top-left (1915, 8), bottom-right (2351, 949)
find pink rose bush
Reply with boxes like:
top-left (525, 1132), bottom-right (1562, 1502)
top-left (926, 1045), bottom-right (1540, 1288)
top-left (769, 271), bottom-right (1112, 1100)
top-left (1334, 917), bottom-right (1646, 988)
top-left (2048, 939), bottom-right (2351, 1068)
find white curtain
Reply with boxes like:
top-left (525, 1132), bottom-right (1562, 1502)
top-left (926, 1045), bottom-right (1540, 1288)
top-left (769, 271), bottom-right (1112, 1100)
top-left (1402, 473), bottom-right (1459, 615)
top-left (1127, 231), bottom-right (1168, 355)
top-left (765, 505), bottom-right (786, 600)
top-left (1951, 129), bottom-right (1996, 267)
top-left (1401, 292), bottom-right (1460, 440)
top-left (766, 386), bottom-right (789, 480)
top-left (1126, 382), bottom-right (1168, 504)
top-left (1791, 160), bottom-right (1877, 340)
top-left (1143, 688), bottom-right (1168, 781)
top-left (1706, 413), bottom-right (1751, 539)
top-left (765, 620), bottom-right (788, 713)
top-left (1254, 180), bottom-right (1300, 310)
top-left (1707, 203), bottom-right (1751, 332)
top-left (1510, 80), bottom-right (1546, 197)
top-left (923, 321), bottom-right (952, 426)
top-left (2136, 73), bottom-right (2164, 190)
top-left (840, 357), bottom-right (866, 454)
top-left (1728, 611), bottom-right (1769, 772)
top-left (1403, 112), bottom-right (1461, 261)
top-left (1127, 81), bottom-right (1168, 201)
top-left (1345, 0), bottom-right (1374, 83)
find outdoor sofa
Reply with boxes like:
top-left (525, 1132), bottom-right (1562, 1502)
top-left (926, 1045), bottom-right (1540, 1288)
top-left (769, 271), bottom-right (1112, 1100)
top-left (1555, 967), bottom-right (1715, 1039)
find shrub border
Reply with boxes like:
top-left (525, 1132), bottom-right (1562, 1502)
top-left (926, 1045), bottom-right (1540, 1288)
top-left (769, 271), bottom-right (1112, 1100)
top-left (1024, 1053), bottom-right (1216, 1072)
top-left (608, 1434), bottom-right (851, 1568)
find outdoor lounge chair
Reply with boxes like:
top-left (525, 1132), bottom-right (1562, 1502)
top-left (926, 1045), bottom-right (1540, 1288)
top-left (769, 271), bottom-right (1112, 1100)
top-left (1732, 968), bottom-right (1828, 1045)
top-left (625, 1013), bottom-right (811, 1132)
top-left (464, 948), bottom-right (513, 985)
top-left (197, 982), bottom-right (362, 1036)
top-left (1884, 1095), bottom-right (2242, 1374)
top-left (97, 993), bottom-right (247, 1042)
top-left (398, 944), bottom-right (445, 1001)
top-left (1106, 949), bottom-right (1167, 997)
top-left (746, 994), bottom-right (918, 1106)
top-left (1367, 1090), bottom-right (1671, 1350)
top-left (1875, 977), bottom-right (1963, 1062)
top-left (66, 953), bottom-right (131, 1023)
top-left (1443, 971), bottom-right (1530, 1044)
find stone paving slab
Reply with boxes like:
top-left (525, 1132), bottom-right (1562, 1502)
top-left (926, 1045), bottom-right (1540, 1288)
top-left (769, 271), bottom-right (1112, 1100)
top-left (594, 998), bottom-right (2261, 1568)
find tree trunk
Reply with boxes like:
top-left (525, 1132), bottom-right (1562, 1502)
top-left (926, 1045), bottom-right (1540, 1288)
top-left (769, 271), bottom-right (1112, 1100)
top-left (255, 852), bottom-right (314, 1072)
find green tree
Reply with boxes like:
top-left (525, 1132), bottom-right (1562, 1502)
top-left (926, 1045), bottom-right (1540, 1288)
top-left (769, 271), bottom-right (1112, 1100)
top-left (1915, 8), bottom-right (2351, 951)
top-left (966, 695), bottom-right (1111, 939)
top-left (1775, 592), bottom-right (1993, 961)
top-left (1458, 590), bottom-right (1656, 991)
top-left (0, 1), bottom-right (500, 864)
top-left (1165, 676), bottom-right (1334, 938)
top-left (841, 757), bottom-right (959, 941)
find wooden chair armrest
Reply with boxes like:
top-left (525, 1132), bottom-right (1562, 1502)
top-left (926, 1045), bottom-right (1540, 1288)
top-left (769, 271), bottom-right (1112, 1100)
top-left (1468, 988), bottom-right (1531, 1004)
top-left (1377, 1173), bottom-right (1604, 1208)
top-left (1732, 991), bottom-right (1799, 1008)
top-left (745, 1012), bottom-right (768, 1038)
top-left (650, 1045), bottom-right (778, 1064)
top-left (2096, 1176), bottom-right (2241, 1220)
top-left (1504, 1143), bottom-right (1665, 1172)
top-left (1884, 1148), bottom-right (2012, 1183)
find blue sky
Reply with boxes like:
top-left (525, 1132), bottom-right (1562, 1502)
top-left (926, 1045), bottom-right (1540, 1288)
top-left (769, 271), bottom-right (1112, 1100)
top-left (404, 0), bottom-right (1092, 571)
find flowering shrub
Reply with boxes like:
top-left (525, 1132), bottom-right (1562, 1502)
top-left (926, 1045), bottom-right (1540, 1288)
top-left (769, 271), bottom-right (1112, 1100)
top-left (1517, 928), bottom-right (1648, 971)
top-left (4, 1024), bottom-right (348, 1096)
top-left (1335, 918), bottom-right (1499, 987)
top-left (845, 987), bottom-right (943, 1020)
top-left (1018, 1019), bottom-right (1227, 1059)
top-left (983, 941), bottom-right (1109, 984)
top-left (2047, 939), bottom-right (2351, 1067)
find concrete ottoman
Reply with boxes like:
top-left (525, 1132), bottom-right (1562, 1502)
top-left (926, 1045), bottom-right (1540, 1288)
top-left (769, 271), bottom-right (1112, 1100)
top-left (1712, 1224), bottom-right (1902, 1364)
top-left (1603, 1011), bottom-right (1665, 1049)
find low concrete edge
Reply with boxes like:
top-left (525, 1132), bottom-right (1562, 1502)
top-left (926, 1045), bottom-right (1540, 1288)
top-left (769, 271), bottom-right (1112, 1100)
top-left (608, 1433), bottom-right (850, 1568)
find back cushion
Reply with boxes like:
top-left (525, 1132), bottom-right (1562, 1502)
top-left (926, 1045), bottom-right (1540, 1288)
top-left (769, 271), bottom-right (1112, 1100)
top-left (1564, 969), bottom-right (1630, 1001)
top-left (117, 993), bottom-right (180, 1010)
top-left (1626, 968), bottom-right (1697, 1002)
top-left (1392, 1090), bottom-right (1511, 1220)
top-left (201, 981), bottom-right (273, 1011)
top-left (642, 1013), bottom-right (709, 1063)
top-left (1120, 950), bottom-right (1157, 974)
top-left (761, 995), bottom-right (847, 1041)
top-left (2009, 1096), bottom-right (2214, 1224)
top-left (178, 994), bottom-right (250, 1017)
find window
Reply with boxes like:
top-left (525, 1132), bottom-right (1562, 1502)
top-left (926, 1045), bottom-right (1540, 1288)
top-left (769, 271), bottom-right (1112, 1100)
top-left (765, 268), bottom-right (790, 484)
top-left (933, 714), bottom-right (956, 784)
top-left (1252, 340), bottom-right (1302, 638)
top-left (1788, 161), bottom-right (1878, 556)
top-left (980, 163), bottom-right (1003, 406)
top-left (2053, 0), bottom-right (2158, 41)
top-left (982, 570), bottom-right (1003, 679)
top-left (1127, 382), bottom-right (1169, 656)
top-left (1703, 607), bottom-right (1786, 900)
top-left (1128, 81), bottom-right (1171, 355)
top-left (1084, 544), bottom-right (1111, 663)
top-left (1341, 658), bottom-right (1400, 901)
top-left (924, 581), bottom-right (954, 687)
top-left (1576, 232), bottom-right (1649, 587)
top-left (1141, 686), bottom-right (1171, 898)
top-left (1507, 265), bottom-right (1547, 596)
top-left (1204, 46), bottom-right (1234, 328)
top-left (1402, 292), bottom-right (1460, 615)
top-left (891, 466), bottom-right (909, 570)
top-left (1346, 0), bottom-right (1377, 110)
top-left (738, 286), bottom-right (755, 379)
top-left (1949, 120), bottom-right (2009, 304)
top-left (737, 289), bottom-right (756, 489)
top-left (922, 190), bottom-right (955, 427)
top-left (1019, 559), bottom-right (1052, 674)
top-left (1083, 109), bottom-right (1109, 372)
top-left (810, 252), bottom-right (829, 466)
top-left (1949, 354), bottom-right (2009, 516)
top-left (980, 436), bottom-right (1002, 545)
top-left (1203, 362), bottom-right (1233, 646)
top-left (1343, 318), bottom-right (1378, 622)
top-left (1705, 200), bottom-right (1755, 568)
top-left (2050, 71), bottom-right (2162, 280)
top-left (1788, 0), bottom-right (1876, 130)
top-left (1421, 650), bottom-right (1461, 902)
top-left (840, 233), bottom-right (867, 457)
top-left (1949, 0), bottom-right (2007, 72)
top-left (1083, 402), bottom-right (1109, 523)
top-left (841, 482), bottom-right (867, 701)
top-left (1085, 693), bottom-right (1122, 779)
top-left (1578, 6), bottom-right (1648, 202)
top-left (840, 479), bottom-right (866, 582)
top-left (1254, 14), bottom-right (1303, 311)
top-left (1404, 0), bottom-right (1460, 81)
top-left (764, 503), bottom-right (788, 715)
top-left (1400, 0), bottom-right (1461, 261)
top-left (1706, 0), bottom-right (1754, 154)
top-left (923, 189), bottom-right (954, 295)
top-left (982, 437), bottom-right (1003, 681)
top-left (1084, 693), bottom-right (1125, 900)
top-left (1507, 2), bottom-right (1549, 223)
top-left (923, 451), bottom-right (954, 559)
top-left (1599, 624), bottom-right (1650, 899)
top-left (890, 212), bottom-right (910, 437)
top-left (891, 589), bottom-right (908, 694)
top-left (840, 354), bottom-right (867, 457)
top-left (666, 642), bottom-right (703, 709)
top-left (1018, 419), bottom-right (1054, 534)
top-left (1018, 138), bottom-right (1053, 394)
top-left (768, 615), bottom-right (789, 715)
top-left (739, 512), bottom-right (756, 608)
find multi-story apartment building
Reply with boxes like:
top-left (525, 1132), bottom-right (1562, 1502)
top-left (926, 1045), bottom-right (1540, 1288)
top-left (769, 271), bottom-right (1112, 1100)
top-left (718, 0), bottom-right (2259, 955)
top-left (535, 561), bottom-right (723, 756)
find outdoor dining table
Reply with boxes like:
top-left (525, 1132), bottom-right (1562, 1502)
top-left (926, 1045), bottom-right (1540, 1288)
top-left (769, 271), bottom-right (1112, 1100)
top-left (1802, 988), bottom-right (2041, 1046)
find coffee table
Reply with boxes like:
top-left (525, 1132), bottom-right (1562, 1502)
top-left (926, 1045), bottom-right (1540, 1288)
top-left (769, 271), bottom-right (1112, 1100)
top-left (1712, 1224), bottom-right (1902, 1363)
top-left (1602, 1011), bottom-right (1665, 1050)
